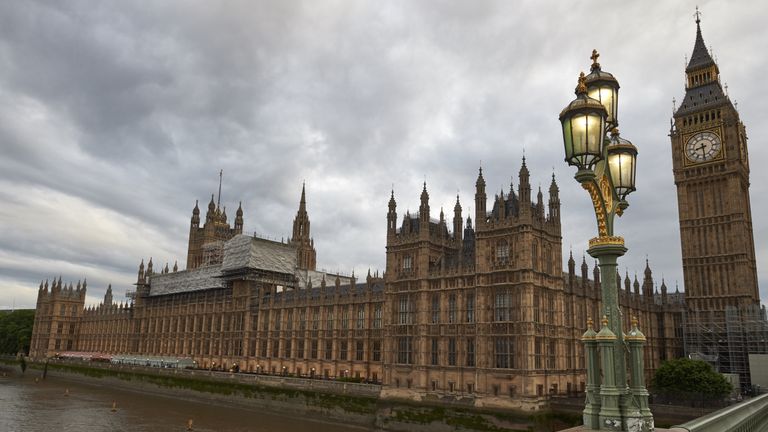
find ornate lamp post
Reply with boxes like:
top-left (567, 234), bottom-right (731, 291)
top-left (559, 51), bottom-right (652, 431)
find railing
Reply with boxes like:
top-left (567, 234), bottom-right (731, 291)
top-left (671, 393), bottom-right (768, 432)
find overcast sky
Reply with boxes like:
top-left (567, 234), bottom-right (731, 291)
top-left (1, 1), bottom-right (766, 309)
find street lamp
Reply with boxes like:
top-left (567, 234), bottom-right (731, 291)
top-left (559, 50), bottom-right (651, 431)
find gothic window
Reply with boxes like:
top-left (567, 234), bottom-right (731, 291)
top-left (373, 304), bottom-right (382, 329)
top-left (299, 309), bottom-right (307, 330)
top-left (311, 340), bottom-right (318, 359)
top-left (533, 292), bottom-right (541, 322)
top-left (431, 338), bottom-right (439, 365)
top-left (466, 292), bottom-right (475, 323)
top-left (547, 340), bottom-right (556, 369)
top-left (260, 310), bottom-right (269, 332)
top-left (431, 294), bottom-right (440, 324)
top-left (312, 307), bottom-right (320, 330)
top-left (448, 293), bottom-right (457, 323)
top-left (340, 341), bottom-right (348, 360)
top-left (532, 241), bottom-right (539, 271)
top-left (281, 339), bottom-right (289, 358)
top-left (403, 255), bottom-right (413, 271)
top-left (496, 240), bottom-right (509, 261)
top-left (356, 341), bottom-right (364, 361)
top-left (494, 337), bottom-right (514, 368)
top-left (342, 305), bottom-right (350, 329)
top-left (494, 289), bottom-right (511, 321)
top-left (397, 337), bottom-right (413, 364)
top-left (448, 338), bottom-right (457, 366)
top-left (325, 340), bottom-right (333, 360)
top-left (274, 310), bottom-right (282, 331)
top-left (398, 295), bottom-right (413, 325)
top-left (286, 309), bottom-right (293, 330)
top-left (373, 341), bottom-right (381, 362)
top-left (325, 307), bottom-right (333, 330)
top-left (466, 338), bottom-right (476, 367)
top-left (297, 339), bottom-right (305, 359)
top-left (535, 337), bottom-right (543, 369)
top-left (356, 305), bottom-right (365, 329)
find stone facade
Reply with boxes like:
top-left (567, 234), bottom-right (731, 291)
top-left (29, 175), bottom-right (686, 410)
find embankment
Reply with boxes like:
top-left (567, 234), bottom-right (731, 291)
top-left (5, 359), bottom-right (579, 432)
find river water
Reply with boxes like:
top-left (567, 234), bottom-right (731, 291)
top-left (0, 370), bottom-right (373, 432)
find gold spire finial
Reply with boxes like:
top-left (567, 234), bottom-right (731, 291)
top-left (587, 317), bottom-right (594, 329)
top-left (601, 315), bottom-right (609, 327)
top-left (631, 316), bottom-right (639, 328)
top-left (694, 6), bottom-right (701, 24)
top-left (590, 49), bottom-right (600, 70)
top-left (575, 72), bottom-right (587, 95)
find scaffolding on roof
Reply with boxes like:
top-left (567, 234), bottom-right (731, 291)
top-left (683, 303), bottom-right (768, 393)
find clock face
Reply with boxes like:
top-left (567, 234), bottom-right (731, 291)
top-left (685, 131), bottom-right (722, 163)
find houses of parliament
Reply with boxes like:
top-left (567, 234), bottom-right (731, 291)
top-left (29, 17), bottom-right (764, 408)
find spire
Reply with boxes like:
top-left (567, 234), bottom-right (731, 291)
top-left (568, 250), bottom-right (575, 274)
top-left (234, 201), bottom-right (243, 233)
top-left (419, 181), bottom-right (430, 223)
top-left (518, 157), bottom-right (531, 206)
top-left (475, 166), bottom-right (487, 228)
top-left (173, 261), bottom-right (178, 272)
top-left (300, 181), bottom-right (307, 211)
top-left (387, 189), bottom-right (398, 238)
top-left (453, 194), bottom-right (463, 242)
top-left (104, 284), bottom-right (113, 306)
top-left (217, 169), bottom-right (223, 209)
top-left (686, 7), bottom-right (716, 72)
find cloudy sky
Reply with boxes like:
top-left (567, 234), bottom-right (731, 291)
top-left (1, 1), bottom-right (766, 309)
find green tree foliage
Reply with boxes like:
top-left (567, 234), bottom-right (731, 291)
top-left (0, 310), bottom-right (35, 354)
top-left (651, 358), bottom-right (732, 399)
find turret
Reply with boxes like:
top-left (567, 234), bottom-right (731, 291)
top-left (234, 202), bottom-right (243, 233)
top-left (191, 200), bottom-right (200, 228)
top-left (104, 284), bottom-right (113, 306)
top-left (419, 182), bottom-right (430, 225)
top-left (453, 195), bottom-right (462, 242)
top-left (548, 173), bottom-right (560, 223)
top-left (206, 194), bottom-right (216, 222)
top-left (137, 259), bottom-right (145, 283)
top-left (536, 186), bottom-right (544, 219)
top-left (661, 278), bottom-right (668, 304)
top-left (518, 157), bottom-right (531, 215)
top-left (642, 259), bottom-right (654, 299)
top-left (291, 183), bottom-right (317, 270)
top-left (633, 275), bottom-right (640, 296)
top-left (387, 190), bottom-right (397, 238)
top-left (473, 167), bottom-right (487, 229)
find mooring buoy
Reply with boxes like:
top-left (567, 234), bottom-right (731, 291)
top-left (111, 401), bottom-right (117, 412)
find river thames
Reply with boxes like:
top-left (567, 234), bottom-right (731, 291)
top-left (0, 371), bottom-right (373, 432)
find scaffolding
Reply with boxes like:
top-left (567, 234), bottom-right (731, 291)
top-left (683, 304), bottom-right (768, 393)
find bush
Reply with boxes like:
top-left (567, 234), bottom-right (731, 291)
top-left (651, 358), bottom-right (731, 401)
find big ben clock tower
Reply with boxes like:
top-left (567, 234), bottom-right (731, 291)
top-left (671, 13), bottom-right (760, 313)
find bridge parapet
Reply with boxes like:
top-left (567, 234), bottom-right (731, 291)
top-left (670, 393), bottom-right (768, 432)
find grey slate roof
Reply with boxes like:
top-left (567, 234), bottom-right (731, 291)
top-left (148, 265), bottom-right (224, 296)
top-left (221, 234), bottom-right (296, 275)
top-left (675, 81), bottom-right (729, 117)
top-left (686, 22), bottom-right (715, 72)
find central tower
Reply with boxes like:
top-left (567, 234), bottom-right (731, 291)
top-left (670, 15), bottom-right (759, 312)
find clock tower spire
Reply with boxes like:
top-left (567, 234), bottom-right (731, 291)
top-left (670, 11), bottom-right (759, 312)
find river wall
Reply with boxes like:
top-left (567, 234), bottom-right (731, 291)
top-left (6, 359), bottom-right (579, 432)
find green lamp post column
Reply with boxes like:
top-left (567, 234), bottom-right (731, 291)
top-left (626, 317), bottom-right (654, 431)
top-left (559, 51), bottom-right (652, 431)
top-left (597, 316), bottom-right (622, 430)
top-left (582, 317), bottom-right (601, 429)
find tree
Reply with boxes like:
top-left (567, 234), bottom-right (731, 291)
top-left (0, 310), bottom-right (35, 354)
top-left (651, 358), bottom-right (732, 400)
